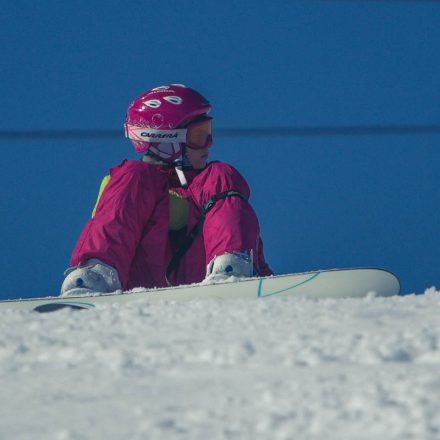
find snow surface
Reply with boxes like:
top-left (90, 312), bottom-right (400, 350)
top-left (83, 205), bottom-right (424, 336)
top-left (1, 288), bottom-right (440, 440)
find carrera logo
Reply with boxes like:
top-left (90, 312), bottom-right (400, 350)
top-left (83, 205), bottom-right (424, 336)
top-left (125, 124), bottom-right (186, 142)
top-left (140, 132), bottom-right (179, 139)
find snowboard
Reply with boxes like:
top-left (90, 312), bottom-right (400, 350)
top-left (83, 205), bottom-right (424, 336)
top-left (0, 268), bottom-right (400, 313)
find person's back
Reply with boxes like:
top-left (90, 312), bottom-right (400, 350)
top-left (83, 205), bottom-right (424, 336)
top-left (61, 84), bottom-right (272, 296)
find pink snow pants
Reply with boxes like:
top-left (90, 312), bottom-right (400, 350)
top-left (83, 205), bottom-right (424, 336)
top-left (71, 160), bottom-right (272, 290)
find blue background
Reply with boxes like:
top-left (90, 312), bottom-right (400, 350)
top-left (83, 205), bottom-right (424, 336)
top-left (0, 0), bottom-right (439, 298)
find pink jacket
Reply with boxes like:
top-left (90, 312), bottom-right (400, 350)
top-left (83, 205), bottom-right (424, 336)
top-left (71, 160), bottom-right (272, 290)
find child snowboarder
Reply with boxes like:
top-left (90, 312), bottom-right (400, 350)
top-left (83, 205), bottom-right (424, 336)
top-left (61, 84), bottom-right (272, 296)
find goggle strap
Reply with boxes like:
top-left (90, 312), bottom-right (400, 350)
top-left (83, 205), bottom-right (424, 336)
top-left (125, 124), bottom-right (187, 143)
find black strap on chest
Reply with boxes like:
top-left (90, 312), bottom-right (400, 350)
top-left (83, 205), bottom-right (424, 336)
top-left (165, 190), bottom-right (246, 284)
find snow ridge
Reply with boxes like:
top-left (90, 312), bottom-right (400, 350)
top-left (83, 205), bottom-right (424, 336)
top-left (0, 289), bottom-right (439, 439)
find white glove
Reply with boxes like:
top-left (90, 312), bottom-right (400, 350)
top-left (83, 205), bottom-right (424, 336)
top-left (60, 259), bottom-right (122, 297)
top-left (204, 251), bottom-right (255, 283)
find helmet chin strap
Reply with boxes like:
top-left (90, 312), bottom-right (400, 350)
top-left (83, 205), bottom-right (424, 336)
top-left (173, 143), bottom-right (188, 187)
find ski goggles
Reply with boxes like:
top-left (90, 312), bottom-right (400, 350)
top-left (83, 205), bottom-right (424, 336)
top-left (125, 117), bottom-right (213, 150)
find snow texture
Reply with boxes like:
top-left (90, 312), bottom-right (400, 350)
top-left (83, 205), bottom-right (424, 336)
top-left (1, 288), bottom-right (440, 440)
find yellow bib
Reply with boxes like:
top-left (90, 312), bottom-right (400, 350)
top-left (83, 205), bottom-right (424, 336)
top-left (168, 190), bottom-right (189, 230)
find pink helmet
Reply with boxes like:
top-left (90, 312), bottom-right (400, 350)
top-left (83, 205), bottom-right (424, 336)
top-left (125, 84), bottom-right (211, 162)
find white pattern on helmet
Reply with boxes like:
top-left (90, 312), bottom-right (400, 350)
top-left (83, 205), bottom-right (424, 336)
top-left (150, 114), bottom-right (164, 128)
top-left (163, 96), bottom-right (183, 105)
top-left (170, 84), bottom-right (187, 88)
top-left (143, 99), bottom-right (161, 108)
top-left (152, 86), bottom-right (170, 91)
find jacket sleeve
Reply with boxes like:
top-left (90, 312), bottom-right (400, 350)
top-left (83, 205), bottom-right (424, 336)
top-left (70, 161), bottom-right (164, 287)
